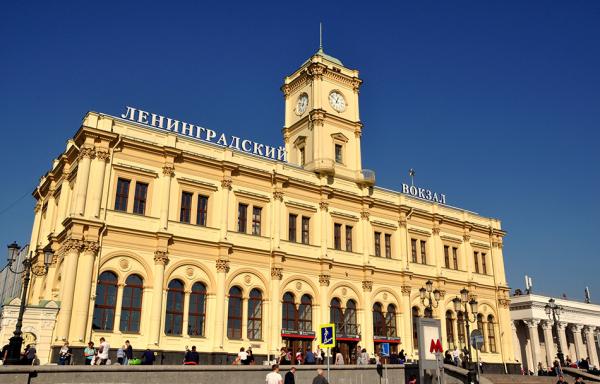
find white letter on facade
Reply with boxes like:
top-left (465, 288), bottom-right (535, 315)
top-left (229, 137), bottom-right (241, 150)
top-left (253, 143), bottom-right (264, 156)
top-left (241, 139), bottom-right (252, 152)
top-left (137, 110), bottom-right (149, 124)
top-left (181, 122), bottom-right (194, 137)
top-left (205, 129), bottom-right (216, 142)
top-left (216, 133), bottom-right (228, 146)
top-left (150, 114), bottom-right (165, 128)
top-left (121, 106), bottom-right (137, 120)
top-left (402, 183), bottom-right (409, 194)
top-left (277, 146), bottom-right (287, 162)
top-left (166, 118), bottom-right (180, 133)
top-left (265, 146), bottom-right (275, 159)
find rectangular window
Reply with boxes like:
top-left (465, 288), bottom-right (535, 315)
top-left (115, 178), bottom-right (130, 212)
top-left (180, 192), bottom-right (193, 223)
top-left (299, 147), bottom-right (305, 166)
top-left (238, 203), bottom-right (248, 233)
top-left (133, 182), bottom-right (148, 215)
top-left (452, 247), bottom-right (459, 270)
top-left (420, 240), bottom-right (427, 264)
top-left (374, 232), bottom-right (381, 257)
top-left (335, 144), bottom-right (343, 163)
top-left (345, 226), bottom-right (353, 252)
top-left (334, 223), bottom-right (342, 250)
top-left (384, 234), bottom-right (392, 259)
top-left (411, 239), bottom-right (418, 263)
top-left (481, 253), bottom-right (487, 274)
top-left (301, 216), bottom-right (310, 245)
top-left (252, 207), bottom-right (262, 235)
top-left (474, 251), bottom-right (480, 273)
top-left (444, 245), bottom-right (450, 268)
top-left (196, 195), bottom-right (208, 226)
top-left (289, 214), bottom-right (297, 242)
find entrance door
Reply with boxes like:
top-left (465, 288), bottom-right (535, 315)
top-left (283, 339), bottom-right (313, 364)
top-left (337, 341), bottom-right (358, 364)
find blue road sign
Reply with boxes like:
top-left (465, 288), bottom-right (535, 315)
top-left (319, 323), bottom-right (336, 348)
top-left (380, 342), bottom-right (390, 357)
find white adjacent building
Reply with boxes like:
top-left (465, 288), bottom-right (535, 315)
top-left (510, 293), bottom-right (600, 373)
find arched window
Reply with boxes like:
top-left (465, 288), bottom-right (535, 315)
top-left (282, 292), bottom-right (296, 330)
top-left (477, 314), bottom-right (485, 352)
top-left (373, 303), bottom-right (385, 336)
top-left (120, 274), bottom-right (143, 333)
top-left (412, 306), bottom-right (420, 349)
top-left (93, 271), bottom-right (118, 330)
top-left (345, 300), bottom-right (358, 335)
top-left (298, 294), bottom-right (312, 331)
top-left (446, 311), bottom-right (455, 349)
top-left (227, 286), bottom-right (243, 339)
top-left (248, 289), bottom-right (263, 340)
top-left (487, 315), bottom-right (497, 353)
top-left (330, 298), bottom-right (343, 330)
top-left (386, 304), bottom-right (397, 337)
top-left (457, 311), bottom-right (466, 348)
top-left (165, 279), bottom-right (184, 335)
top-left (188, 282), bottom-right (206, 336)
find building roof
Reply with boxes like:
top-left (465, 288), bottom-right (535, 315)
top-left (303, 48), bottom-right (344, 67)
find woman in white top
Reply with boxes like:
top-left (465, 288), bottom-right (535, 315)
top-left (335, 351), bottom-right (344, 365)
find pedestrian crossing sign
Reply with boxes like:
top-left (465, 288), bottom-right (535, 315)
top-left (319, 323), bottom-right (336, 348)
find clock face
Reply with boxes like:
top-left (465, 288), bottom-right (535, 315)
top-left (329, 91), bottom-right (346, 113)
top-left (295, 93), bottom-right (308, 115)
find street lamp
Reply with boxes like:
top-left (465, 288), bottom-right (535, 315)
top-left (419, 280), bottom-right (441, 316)
top-left (4, 242), bottom-right (53, 365)
top-left (545, 298), bottom-right (564, 368)
top-left (452, 288), bottom-right (478, 366)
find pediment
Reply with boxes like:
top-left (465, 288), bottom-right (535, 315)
top-left (331, 132), bottom-right (349, 143)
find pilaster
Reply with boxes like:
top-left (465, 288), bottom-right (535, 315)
top-left (74, 145), bottom-right (94, 216)
top-left (149, 250), bottom-right (169, 346)
top-left (55, 239), bottom-right (83, 341)
top-left (69, 240), bottom-right (99, 344)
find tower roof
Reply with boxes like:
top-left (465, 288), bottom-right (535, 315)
top-left (302, 48), bottom-right (344, 67)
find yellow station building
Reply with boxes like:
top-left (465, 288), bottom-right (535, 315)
top-left (13, 47), bottom-right (516, 368)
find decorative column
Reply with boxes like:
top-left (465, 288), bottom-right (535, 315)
top-left (270, 267), bottom-right (283, 355)
top-left (55, 239), bottom-right (82, 341)
top-left (29, 202), bottom-right (43, 250)
top-left (541, 320), bottom-right (555, 367)
top-left (55, 166), bottom-right (72, 232)
top-left (400, 285), bottom-right (413, 353)
top-left (149, 251), bottom-right (169, 346)
top-left (432, 218), bottom-right (442, 274)
top-left (556, 322), bottom-right (569, 360)
top-left (214, 258), bottom-right (229, 349)
top-left (182, 289), bottom-right (191, 337)
top-left (396, 216), bottom-right (407, 263)
top-left (362, 280), bottom-right (373, 353)
top-left (112, 283), bottom-right (125, 334)
top-left (318, 274), bottom-right (330, 327)
top-left (272, 191), bottom-right (284, 249)
top-left (584, 326), bottom-right (599, 368)
top-left (497, 295), bottom-right (514, 362)
top-left (69, 241), bottom-right (99, 344)
top-left (463, 226), bottom-right (473, 273)
top-left (360, 209), bottom-right (371, 264)
top-left (44, 183), bottom-right (58, 236)
top-left (219, 177), bottom-right (232, 239)
top-left (399, 215), bottom-right (409, 269)
top-left (319, 201), bottom-right (329, 255)
top-left (87, 148), bottom-right (109, 218)
top-left (525, 319), bottom-right (541, 373)
top-left (74, 146), bottom-right (95, 216)
top-left (571, 324), bottom-right (585, 361)
top-left (159, 164), bottom-right (174, 230)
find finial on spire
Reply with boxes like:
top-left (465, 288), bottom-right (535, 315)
top-left (319, 22), bottom-right (323, 53)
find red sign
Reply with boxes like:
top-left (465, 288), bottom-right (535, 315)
top-left (429, 338), bottom-right (443, 353)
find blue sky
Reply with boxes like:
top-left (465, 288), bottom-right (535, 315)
top-left (0, 1), bottom-right (598, 301)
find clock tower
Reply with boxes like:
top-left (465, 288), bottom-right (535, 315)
top-left (281, 47), bottom-right (374, 185)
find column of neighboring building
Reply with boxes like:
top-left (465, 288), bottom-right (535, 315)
top-left (69, 241), bottom-right (99, 344)
top-left (556, 322), bottom-right (569, 360)
top-left (511, 322), bottom-right (523, 365)
top-left (87, 147), bottom-right (109, 218)
top-left (584, 326), bottom-right (599, 368)
top-left (525, 320), bottom-right (541, 374)
top-left (214, 258), bottom-right (229, 350)
top-left (400, 284), bottom-right (412, 353)
top-left (571, 324), bottom-right (585, 361)
top-left (362, 280), bottom-right (373, 354)
top-left (74, 145), bottom-right (95, 216)
top-left (149, 251), bottom-right (168, 346)
top-left (270, 267), bottom-right (283, 356)
top-left (160, 164), bottom-right (175, 230)
top-left (55, 239), bottom-right (83, 341)
top-left (541, 320), bottom-right (555, 367)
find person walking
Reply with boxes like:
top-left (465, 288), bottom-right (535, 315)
top-left (284, 366), bottom-right (296, 384)
top-left (58, 342), bottom-right (72, 365)
top-left (312, 368), bottom-right (329, 384)
top-left (305, 349), bottom-right (315, 365)
top-left (266, 364), bottom-right (283, 384)
top-left (83, 341), bottom-right (95, 365)
top-left (124, 340), bottom-right (133, 365)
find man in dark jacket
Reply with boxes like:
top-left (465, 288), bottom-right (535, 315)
top-left (284, 366), bottom-right (296, 384)
top-left (141, 349), bottom-right (155, 365)
top-left (312, 368), bottom-right (329, 384)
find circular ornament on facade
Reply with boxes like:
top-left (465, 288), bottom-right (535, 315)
top-left (244, 274), bottom-right (252, 285)
top-left (383, 293), bottom-right (388, 300)
top-left (185, 267), bottom-right (195, 279)
top-left (119, 258), bottom-right (130, 271)
top-left (342, 288), bottom-right (348, 297)
top-left (296, 282), bottom-right (303, 291)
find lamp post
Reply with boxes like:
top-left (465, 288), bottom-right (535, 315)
top-left (452, 288), bottom-right (478, 366)
top-left (4, 242), bottom-right (52, 365)
top-left (545, 298), bottom-right (564, 369)
top-left (419, 280), bottom-right (441, 317)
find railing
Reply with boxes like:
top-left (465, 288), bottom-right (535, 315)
top-left (357, 169), bottom-right (376, 186)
